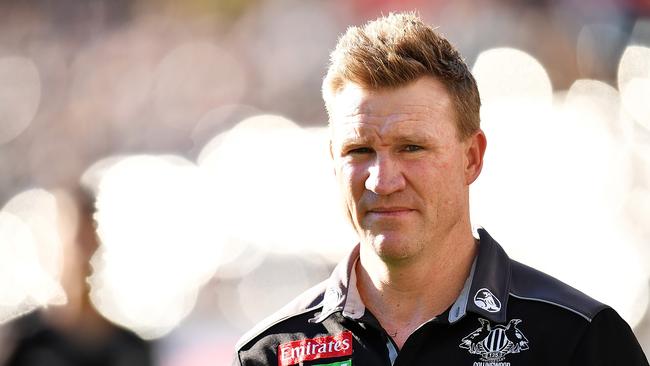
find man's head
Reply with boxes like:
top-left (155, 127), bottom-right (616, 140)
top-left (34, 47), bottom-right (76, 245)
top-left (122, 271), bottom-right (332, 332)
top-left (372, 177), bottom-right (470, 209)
top-left (323, 12), bottom-right (480, 140)
top-left (324, 13), bottom-right (486, 262)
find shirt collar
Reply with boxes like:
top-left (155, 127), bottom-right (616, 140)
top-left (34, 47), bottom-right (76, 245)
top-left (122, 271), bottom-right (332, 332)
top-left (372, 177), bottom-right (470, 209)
top-left (311, 245), bottom-right (359, 323)
top-left (465, 228), bottom-right (511, 323)
top-left (311, 228), bottom-right (511, 324)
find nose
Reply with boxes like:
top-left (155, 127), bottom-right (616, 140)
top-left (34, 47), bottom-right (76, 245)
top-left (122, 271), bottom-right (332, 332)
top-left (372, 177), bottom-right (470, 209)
top-left (365, 153), bottom-right (406, 195)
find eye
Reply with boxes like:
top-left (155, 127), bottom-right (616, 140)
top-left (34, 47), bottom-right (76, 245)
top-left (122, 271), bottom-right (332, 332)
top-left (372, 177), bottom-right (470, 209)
top-left (347, 147), bottom-right (373, 155)
top-left (403, 145), bottom-right (423, 152)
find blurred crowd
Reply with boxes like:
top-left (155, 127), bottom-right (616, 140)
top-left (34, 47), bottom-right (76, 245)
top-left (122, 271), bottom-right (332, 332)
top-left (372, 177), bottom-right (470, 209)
top-left (0, 0), bottom-right (649, 365)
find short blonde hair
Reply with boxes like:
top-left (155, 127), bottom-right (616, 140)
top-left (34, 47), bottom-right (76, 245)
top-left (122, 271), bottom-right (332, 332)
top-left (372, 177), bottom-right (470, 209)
top-left (323, 12), bottom-right (480, 140)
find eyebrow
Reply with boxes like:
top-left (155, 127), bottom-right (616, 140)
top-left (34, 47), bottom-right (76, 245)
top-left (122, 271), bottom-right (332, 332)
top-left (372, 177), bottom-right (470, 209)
top-left (393, 135), bottom-right (432, 145)
top-left (338, 132), bottom-right (435, 149)
top-left (338, 136), bottom-right (371, 150)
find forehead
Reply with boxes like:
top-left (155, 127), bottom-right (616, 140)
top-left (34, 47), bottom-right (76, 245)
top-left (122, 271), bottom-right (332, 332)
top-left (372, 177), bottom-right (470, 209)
top-left (328, 77), bottom-right (457, 142)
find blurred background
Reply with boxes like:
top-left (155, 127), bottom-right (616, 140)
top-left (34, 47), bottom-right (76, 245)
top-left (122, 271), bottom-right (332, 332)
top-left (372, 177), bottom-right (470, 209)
top-left (0, 0), bottom-right (649, 364)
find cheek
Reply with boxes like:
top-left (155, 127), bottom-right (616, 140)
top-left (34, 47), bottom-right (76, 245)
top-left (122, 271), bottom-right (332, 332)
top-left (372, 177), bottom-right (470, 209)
top-left (338, 163), bottom-right (365, 194)
top-left (436, 159), bottom-right (468, 206)
top-left (410, 159), bottom-right (463, 201)
top-left (337, 166), bottom-right (369, 225)
top-left (335, 164), bottom-right (366, 227)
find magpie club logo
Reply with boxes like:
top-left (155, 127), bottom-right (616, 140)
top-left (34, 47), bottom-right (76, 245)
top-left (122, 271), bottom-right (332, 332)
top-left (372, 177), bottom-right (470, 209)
top-left (460, 318), bottom-right (529, 363)
top-left (474, 288), bottom-right (501, 313)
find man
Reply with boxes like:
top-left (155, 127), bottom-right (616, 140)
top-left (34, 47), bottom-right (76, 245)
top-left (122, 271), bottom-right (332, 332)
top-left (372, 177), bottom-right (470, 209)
top-left (233, 12), bottom-right (649, 366)
top-left (1, 187), bottom-right (153, 366)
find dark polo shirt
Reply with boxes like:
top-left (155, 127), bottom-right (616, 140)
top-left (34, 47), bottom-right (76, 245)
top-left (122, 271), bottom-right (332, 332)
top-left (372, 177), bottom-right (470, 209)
top-left (233, 229), bottom-right (648, 366)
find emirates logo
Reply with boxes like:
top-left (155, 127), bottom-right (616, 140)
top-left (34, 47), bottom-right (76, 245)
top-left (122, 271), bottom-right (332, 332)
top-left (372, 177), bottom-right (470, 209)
top-left (278, 331), bottom-right (352, 366)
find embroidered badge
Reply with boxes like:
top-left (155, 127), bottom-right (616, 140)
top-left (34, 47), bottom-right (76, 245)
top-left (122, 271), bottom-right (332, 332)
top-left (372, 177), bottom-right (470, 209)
top-left (278, 331), bottom-right (353, 366)
top-left (460, 318), bottom-right (529, 363)
top-left (322, 287), bottom-right (343, 312)
top-left (473, 288), bottom-right (501, 312)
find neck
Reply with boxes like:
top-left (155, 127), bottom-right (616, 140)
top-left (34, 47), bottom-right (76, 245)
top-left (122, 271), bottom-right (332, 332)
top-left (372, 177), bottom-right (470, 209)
top-left (356, 226), bottom-right (477, 348)
top-left (45, 276), bottom-right (113, 340)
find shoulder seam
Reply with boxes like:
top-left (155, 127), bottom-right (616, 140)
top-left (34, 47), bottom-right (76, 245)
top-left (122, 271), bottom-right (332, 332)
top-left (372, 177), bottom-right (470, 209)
top-left (508, 292), bottom-right (603, 322)
top-left (235, 303), bottom-right (324, 351)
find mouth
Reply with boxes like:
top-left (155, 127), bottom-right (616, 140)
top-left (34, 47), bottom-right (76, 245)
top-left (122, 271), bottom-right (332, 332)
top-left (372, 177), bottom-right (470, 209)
top-left (366, 207), bottom-right (415, 217)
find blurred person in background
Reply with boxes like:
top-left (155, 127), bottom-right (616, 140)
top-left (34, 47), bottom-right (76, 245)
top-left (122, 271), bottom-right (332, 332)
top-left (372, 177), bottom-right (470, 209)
top-left (0, 186), bottom-right (153, 366)
top-left (232, 12), bottom-right (649, 366)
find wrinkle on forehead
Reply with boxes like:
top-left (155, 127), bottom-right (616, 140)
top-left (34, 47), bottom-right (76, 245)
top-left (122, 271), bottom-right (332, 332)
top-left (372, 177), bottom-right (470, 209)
top-left (336, 102), bottom-right (455, 135)
top-left (340, 100), bottom-right (452, 121)
top-left (340, 110), bottom-right (434, 128)
top-left (346, 103), bottom-right (445, 117)
top-left (339, 115), bottom-right (432, 142)
top-left (336, 121), bottom-right (445, 146)
top-left (329, 78), bottom-right (459, 144)
top-left (332, 78), bottom-right (455, 119)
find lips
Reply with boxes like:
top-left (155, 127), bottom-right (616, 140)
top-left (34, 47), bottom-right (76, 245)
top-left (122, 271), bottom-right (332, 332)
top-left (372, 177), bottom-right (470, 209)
top-left (366, 207), bottom-right (414, 216)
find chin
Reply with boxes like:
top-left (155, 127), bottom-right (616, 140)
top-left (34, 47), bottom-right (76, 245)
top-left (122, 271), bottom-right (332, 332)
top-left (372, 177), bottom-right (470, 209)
top-left (366, 233), bottom-right (420, 262)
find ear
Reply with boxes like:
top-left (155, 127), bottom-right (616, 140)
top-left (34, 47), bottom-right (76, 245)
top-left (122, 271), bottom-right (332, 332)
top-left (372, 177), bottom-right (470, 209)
top-left (464, 129), bottom-right (487, 185)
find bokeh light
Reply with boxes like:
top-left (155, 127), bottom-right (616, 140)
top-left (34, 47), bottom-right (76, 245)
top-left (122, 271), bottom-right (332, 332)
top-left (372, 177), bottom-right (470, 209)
top-left (153, 42), bottom-right (246, 129)
top-left (618, 46), bottom-right (650, 131)
top-left (623, 187), bottom-right (650, 273)
top-left (190, 104), bottom-right (262, 157)
top-left (198, 114), bottom-right (356, 264)
top-left (472, 47), bottom-right (553, 108)
top-left (576, 24), bottom-right (627, 80)
top-left (67, 35), bottom-right (154, 130)
top-left (0, 56), bottom-right (41, 145)
top-left (89, 155), bottom-right (223, 339)
top-left (235, 255), bottom-right (331, 327)
top-left (0, 189), bottom-right (66, 323)
top-left (236, 1), bottom-right (338, 97)
top-left (564, 79), bottom-right (625, 139)
top-left (80, 155), bottom-right (130, 195)
top-left (471, 72), bottom-right (648, 327)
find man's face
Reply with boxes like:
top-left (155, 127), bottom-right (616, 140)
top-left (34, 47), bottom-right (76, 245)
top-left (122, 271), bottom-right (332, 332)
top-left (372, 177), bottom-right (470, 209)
top-left (329, 77), bottom-right (482, 262)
